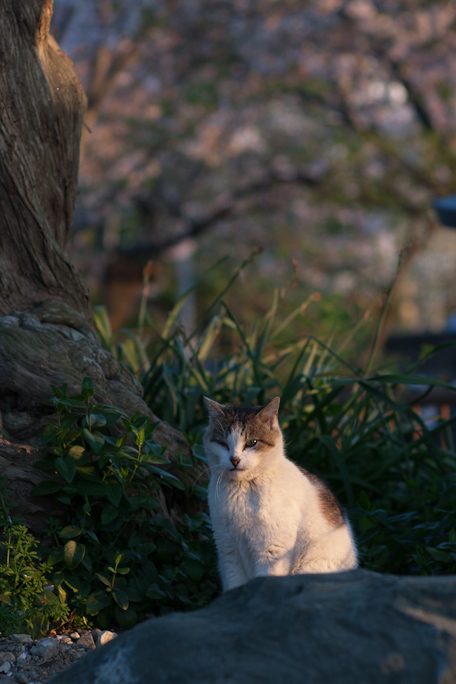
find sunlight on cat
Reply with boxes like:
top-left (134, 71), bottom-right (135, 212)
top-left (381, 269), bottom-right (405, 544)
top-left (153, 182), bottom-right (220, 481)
top-left (203, 396), bottom-right (357, 591)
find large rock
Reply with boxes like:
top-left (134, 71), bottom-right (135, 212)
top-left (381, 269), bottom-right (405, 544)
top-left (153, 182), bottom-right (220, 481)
top-left (50, 570), bottom-right (456, 684)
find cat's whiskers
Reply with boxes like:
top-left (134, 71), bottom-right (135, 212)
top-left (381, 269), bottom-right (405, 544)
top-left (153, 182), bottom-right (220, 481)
top-left (192, 463), bottom-right (226, 487)
top-left (215, 468), bottom-right (226, 501)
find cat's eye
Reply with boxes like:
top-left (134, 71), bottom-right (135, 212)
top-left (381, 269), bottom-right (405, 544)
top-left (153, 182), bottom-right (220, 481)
top-left (245, 439), bottom-right (257, 449)
top-left (215, 440), bottom-right (228, 450)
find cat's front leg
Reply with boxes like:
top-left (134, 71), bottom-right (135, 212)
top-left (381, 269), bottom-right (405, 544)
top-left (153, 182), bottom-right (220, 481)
top-left (253, 544), bottom-right (293, 578)
top-left (217, 541), bottom-right (248, 591)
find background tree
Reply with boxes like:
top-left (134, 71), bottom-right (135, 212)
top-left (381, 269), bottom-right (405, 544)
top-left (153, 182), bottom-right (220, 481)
top-left (50, 0), bottom-right (456, 338)
top-left (0, 0), bottom-right (188, 533)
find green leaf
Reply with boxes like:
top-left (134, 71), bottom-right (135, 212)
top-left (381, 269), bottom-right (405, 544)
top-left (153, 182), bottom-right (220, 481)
top-left (135, 425), bottom-right (147, 446)
top-left (82, 429), bottom-right (105, 452)
top-left (51, 383), bottom-right (67, 399)
top-left (426, 547), bottom-right (451, 563)
top-left (60, 413), bottom-right (80, 431)
top-left (141, 443), bottom-right (169, 464)
top-left (86, 591), bottom-right (112, 615)
top-left (82, 414), bottom-right (107, 430)
top-left (101, 505), bottom-right (118, 525)
top-left (34, 455), bottom-right (56, 471)
top-left (48, 549), bottom-right (64, 566)
top-left (439, 485), bottom-right (456, 507)
top-left (114, 605), bottom-right (137, 629)
top-left (55, 456), bottom-right (77, 483)
top-left (105, 482), bottom-right (123, 507)
top-left (59, 525), bottom-right (82, 539)
top-left (147, 466), bottom-right (186, 491)
top-left (95, 573), bottom-right (112, 588)
top-left (62, 576), bottom-right (91, 595)
top-left (146, 583), bottom-right (167, 600)
top-left (76, 466), bottom-right (102, 482)
top-left (63, 541), bottom-right (85, 569)
top-left (182, 558), bottom-right (206, 582)
top-left (192, 444), bottom-right (207, 462)
top-left (81, 554), bottom-right (93, 574)
top-left (81, 377), bottom-right (95, 399)
top-left (76, 481), bottom-right (106, 497)
top-left (41, 425), bottom-right (61, 445)
top-left (68, 445), bottom-right (85, 460)
top-left (112, 589), bottom-right (129, 610)
top-left (31, 480), bottom-right (62, 496)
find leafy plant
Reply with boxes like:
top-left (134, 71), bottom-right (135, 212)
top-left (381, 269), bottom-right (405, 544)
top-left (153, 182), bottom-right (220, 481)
top-left (100, 279), bottom-right (456, 578)
top-left (0, 504), bottom-right (69, 637)
top-left (32, 378), bottom-right (218, 629)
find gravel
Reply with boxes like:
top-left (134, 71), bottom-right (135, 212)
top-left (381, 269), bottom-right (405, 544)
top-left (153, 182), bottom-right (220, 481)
top-left (0, 630), bottom-right (118, 683)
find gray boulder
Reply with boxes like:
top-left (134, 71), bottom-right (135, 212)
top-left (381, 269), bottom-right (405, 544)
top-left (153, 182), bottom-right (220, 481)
top-left (50, 569), bottom-right (456, 683)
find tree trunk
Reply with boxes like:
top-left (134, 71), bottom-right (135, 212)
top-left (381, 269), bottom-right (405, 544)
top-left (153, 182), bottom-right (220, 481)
top-left (0, 0), bottom-right (189, 534)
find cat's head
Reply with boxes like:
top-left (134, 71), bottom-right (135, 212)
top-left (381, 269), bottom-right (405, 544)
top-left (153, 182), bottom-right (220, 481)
top-left (203, 397), bottom-right (283, 480)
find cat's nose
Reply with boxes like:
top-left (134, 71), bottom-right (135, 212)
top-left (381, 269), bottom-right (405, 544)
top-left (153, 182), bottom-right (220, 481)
top-left (230, 456), bottom-right (241, 467)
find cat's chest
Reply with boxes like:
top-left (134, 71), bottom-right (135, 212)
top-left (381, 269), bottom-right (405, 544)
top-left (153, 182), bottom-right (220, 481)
top-left (213, 479), bottom-right (284, 532)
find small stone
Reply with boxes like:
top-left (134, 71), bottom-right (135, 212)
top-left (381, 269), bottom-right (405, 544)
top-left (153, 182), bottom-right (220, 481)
top-left (16, 654), bottom-right (28, 668)
top-left (14, 673), bottom-right (29, 684)
top-left (96, 631), bottom-right (118, 648)
top-left (59, 637), bottom-right (73, 645)
top-left (30, 638), bottom-right (60, 660)
top-left (0, 660), bottom-right (11, 674)
top-left (76, 633), bottom-right (95, 651)
top-left (10, 636), bottom-right (32, 645)
top-left (69, 633), bottom-right (80, 641)
top-left (0, 653), bottom-right (15, 663)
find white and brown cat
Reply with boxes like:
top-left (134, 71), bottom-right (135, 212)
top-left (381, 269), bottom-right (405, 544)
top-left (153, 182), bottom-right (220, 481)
top-left (203, 396), bottom-right (357, 591)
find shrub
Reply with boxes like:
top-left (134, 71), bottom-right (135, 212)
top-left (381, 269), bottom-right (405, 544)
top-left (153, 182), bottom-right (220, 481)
top-left (0, 511), bottom-right (69, 637)
top-left (28, 377), bottom-right (218, 631)
top-left (117, 287), bottom-right (456, 577)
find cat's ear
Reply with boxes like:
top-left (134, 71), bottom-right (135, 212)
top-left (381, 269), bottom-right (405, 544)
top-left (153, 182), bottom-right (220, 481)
top-left (203, 397), bottom-right (225, 419)
top-left (258, 397), bottom-right (280, 427)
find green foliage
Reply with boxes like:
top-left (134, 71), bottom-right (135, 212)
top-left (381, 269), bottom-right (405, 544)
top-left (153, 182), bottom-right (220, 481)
top-left (29, 379), bottom-right (217, 631)
top-left (0, 512), bottom-right (69, 637)
top-left (103, 283), bottom-right (456, 578)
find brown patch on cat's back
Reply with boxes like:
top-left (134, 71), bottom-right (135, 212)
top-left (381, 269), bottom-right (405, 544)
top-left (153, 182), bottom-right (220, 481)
top-left (298, 467), bottom-right (345, 528)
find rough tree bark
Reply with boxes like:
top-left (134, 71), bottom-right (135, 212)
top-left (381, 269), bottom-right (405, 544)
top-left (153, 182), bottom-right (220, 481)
top-left (0, 0), bottom-right (189, 533)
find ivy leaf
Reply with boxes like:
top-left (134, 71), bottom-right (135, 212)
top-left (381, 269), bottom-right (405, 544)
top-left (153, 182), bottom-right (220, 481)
top-left (82, 414), bottom-right (107, 430)
top-left (146, 583), bottom-right (167, 600)
top-left (55, 457), bottom-right (77, 483)
top-left (86, 591), bottom-right (112, 615)
top-left (31, 480), bottom-right (62, 496)
top-left (63, 540), bottom-right (85, 569)
top-left (182, 558), bottom-right (206, 582)
top-left (95, 573), bottom-right (112, 588)
top-left (59, 525), bottom-right (82, 539)
top-left (82, 429), bottom-right (105, 452)
top-left (41, 424), bottom-right (61, 445)
top-left (101, 505), bottom-right (118, 525)
top-left (68, 445), bottom-right (85, 460)
top-left (81, 377), bottom-right (95, 399)
top-left (105, 482), bottom-right (122, 507)
top-left (148, 466), bottom-right (186, 491)
top-left (112, 589), bottom-right (129, 610)
top-left (114, 606), bottom-right (137, 630)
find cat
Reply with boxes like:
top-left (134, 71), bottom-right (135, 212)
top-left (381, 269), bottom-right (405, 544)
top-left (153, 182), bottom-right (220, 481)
top-left (203, 396), bottom-right (357, 591)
